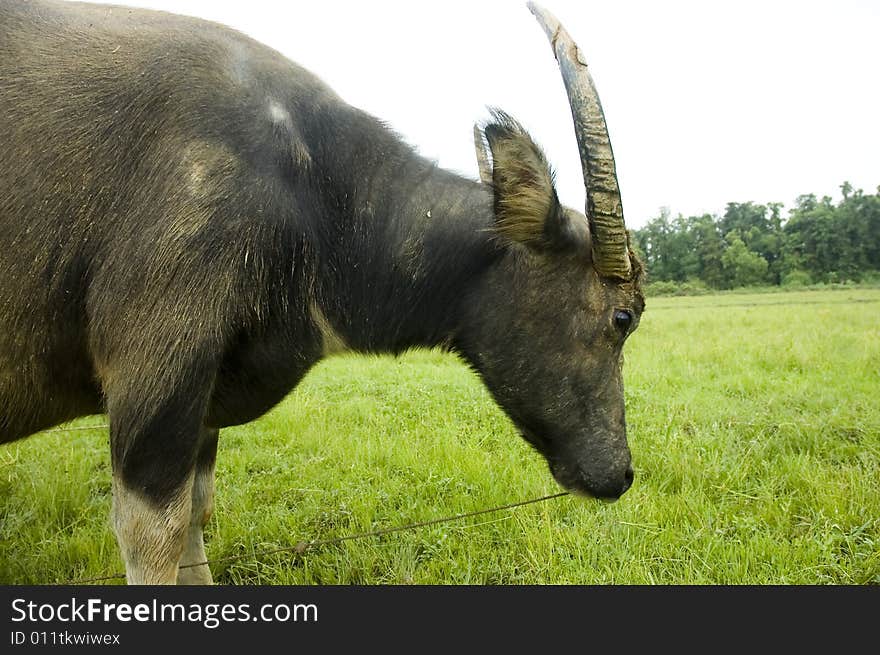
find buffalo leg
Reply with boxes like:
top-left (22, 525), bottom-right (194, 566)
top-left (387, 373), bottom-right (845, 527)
top-left (177, 427), bottom-right (219, 585)
top-left (107, 367), bottom-right (212, 585)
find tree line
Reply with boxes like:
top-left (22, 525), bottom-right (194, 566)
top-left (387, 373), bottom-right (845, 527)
top-left (631, 182), bottom-right (880, 290)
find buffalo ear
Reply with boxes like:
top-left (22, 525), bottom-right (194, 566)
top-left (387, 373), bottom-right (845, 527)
top-left (483, 110), bottom-right (583, 251)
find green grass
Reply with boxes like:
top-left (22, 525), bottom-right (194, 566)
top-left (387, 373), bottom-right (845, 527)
top-left (2, 288), bottom-right (878, 584)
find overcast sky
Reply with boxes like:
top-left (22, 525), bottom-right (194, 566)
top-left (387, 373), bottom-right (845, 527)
top-left (111, 0), bottom-right (878, 229)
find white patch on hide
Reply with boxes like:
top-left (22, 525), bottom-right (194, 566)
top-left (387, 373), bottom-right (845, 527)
top-left (111, 474), bottom-right (193, 585)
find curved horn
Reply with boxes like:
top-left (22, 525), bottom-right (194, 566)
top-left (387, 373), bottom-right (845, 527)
top-left (473, 124), bottom-right (493, 184)
top-left (527, 2), bottom-right (632, 280)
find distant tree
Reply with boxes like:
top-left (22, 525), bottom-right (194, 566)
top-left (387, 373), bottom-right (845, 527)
top-left (835, 183), bottom-right (880, 276)
top-left (783, 191), bottom-right (866, 282)
top-left (763, 202), bottom-right (785, 284)
top-left (863, 186), bottom-right (880, 270)
top-left (720, 201), bottom-right (769, 239)
top-left (721, 201), bottom-right (783, 283)
top-left (668, 214), bottom-right (700, 281)
top-left (688, 214), bottom-right (726, 288)
top-left (633, 208), bottom-right (676, 281)
top-left (721, 233), bottom-right (769, 287)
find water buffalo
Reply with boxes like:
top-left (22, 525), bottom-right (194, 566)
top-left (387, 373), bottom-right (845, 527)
top-left (0, 1), bottom-right (644, 584)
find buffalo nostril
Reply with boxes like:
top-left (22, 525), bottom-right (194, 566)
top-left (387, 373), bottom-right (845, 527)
top-left (621, 467), bottom-right (634, 494)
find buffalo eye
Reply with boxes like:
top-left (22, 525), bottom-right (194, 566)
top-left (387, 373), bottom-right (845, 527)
top-left (614, 309), bottom-right (633, 332)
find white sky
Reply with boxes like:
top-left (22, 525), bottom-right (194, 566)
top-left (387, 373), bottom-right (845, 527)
top-left (107, 0), bottom-right (878, 229)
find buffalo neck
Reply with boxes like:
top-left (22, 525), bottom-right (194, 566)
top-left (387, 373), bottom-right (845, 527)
top-left (304, 103), bottom-right (498, 355)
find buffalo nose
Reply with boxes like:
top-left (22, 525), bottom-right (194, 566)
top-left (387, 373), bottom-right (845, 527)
top-left (593, 466), bottom-right (634, 500)
top-left (621, 467), bottom-right (634, 494)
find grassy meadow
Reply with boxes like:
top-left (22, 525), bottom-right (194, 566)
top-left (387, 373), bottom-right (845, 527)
top-left (1, 288), bottom-right (878, 584)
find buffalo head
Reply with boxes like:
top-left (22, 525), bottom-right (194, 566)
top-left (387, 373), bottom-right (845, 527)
top-left (460, 3), bottom-right (644, 499)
